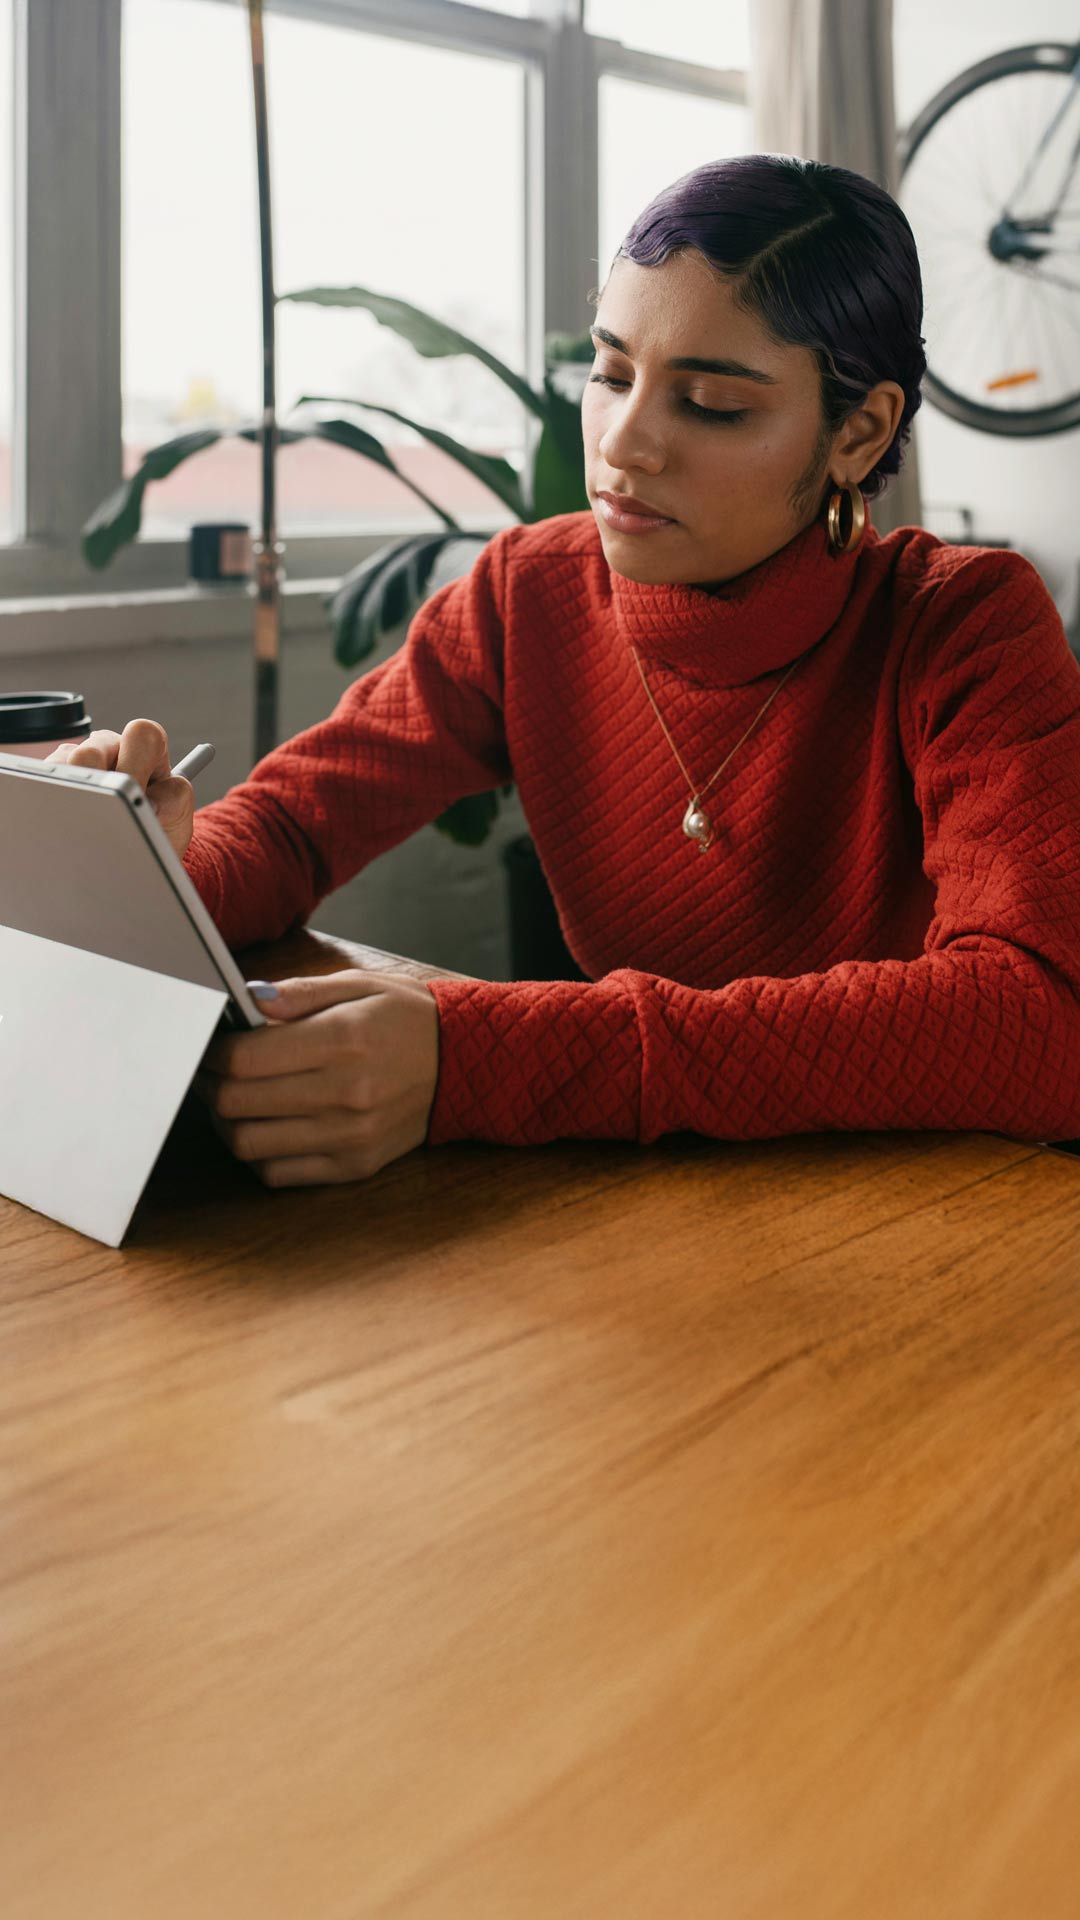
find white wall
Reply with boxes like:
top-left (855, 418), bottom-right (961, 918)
top-left (894, 0), bottom-right (1080, 632)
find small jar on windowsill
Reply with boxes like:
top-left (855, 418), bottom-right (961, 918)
top-left (188, 523), bottom-right (253, 589)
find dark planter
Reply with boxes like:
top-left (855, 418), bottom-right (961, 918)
top-left (501, 832), bottom-right (588, 982)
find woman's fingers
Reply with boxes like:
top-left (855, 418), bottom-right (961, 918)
top-left (194, 976), bottom-right (439, 1189)
top-left (48, 729), bottom-right (122, 769)
top-left (48, 718), bottom-right (172, 794)
top-left (118, 717), bottom-right (172, 789)
top-left (145, 771), bottom-right (194, 833)
top-left (198, 1012), bottom-right (349, 1084)
top-left (203, 971), bottom-right (424, 1076)
top-left (209, 1107), bottom-right (368, 1163)
top-left (192, 1063), bottom-right (364, 1119)
top-left (251, 969), bottom-right (430, 1018)
top-left (253, 1095), bottom-right (427, 1186)
top-left (45, 721), bottom-right (192, 856)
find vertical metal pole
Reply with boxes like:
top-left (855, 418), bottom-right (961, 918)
top-left (247, 0), bottom-right (281, 764)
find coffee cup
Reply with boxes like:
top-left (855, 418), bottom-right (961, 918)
top-left (0, 691), bottom-right (93, 759)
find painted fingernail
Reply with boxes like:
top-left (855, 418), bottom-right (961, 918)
top-left (247, 980), bottom-right (280, 1000)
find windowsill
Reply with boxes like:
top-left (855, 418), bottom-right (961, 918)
top-left (0, 512), bottom-right (509, 612)
top-left (0, 511), bottom-right (506, 654)
top-left (0, 576), bottom-right (344, 657)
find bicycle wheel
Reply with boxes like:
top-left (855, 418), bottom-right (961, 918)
top-left (898, 40), bottom-right (1080, 436)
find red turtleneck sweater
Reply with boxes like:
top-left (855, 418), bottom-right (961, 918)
top-left (182, 507), bottom-right (1080, 1147)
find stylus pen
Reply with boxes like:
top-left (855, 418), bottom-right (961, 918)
top-left (171, 742), bottom-right (215, 783)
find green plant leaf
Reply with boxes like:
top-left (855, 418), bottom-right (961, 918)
top-left (432, 790), bottom-right (501, 847)
top-left (81, 415), bottom-right (465, 569)
top-left (281, 285), bottom-right (546, 420)
top-left (298, 415), bottom-right (461, 529)
top-left (328, 532), bottom-right (488, 668)
top-left (297, 394), bottom-right (528, 522)
top-left (239, 424), bottom-right (311, 447)
top-left (528, 370), bottom-right (588, 519)
top-left (326, 539), bottom-right (418, 669)
top-left (81, 427), bottom-right (224, 568)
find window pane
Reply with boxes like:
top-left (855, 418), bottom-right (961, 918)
top-left (269, 9), bottom-right (526, 535)
top-left (0, 0), bottom-right (13, 544)
top-left (123, 0), bottom-right (526, 540)
top-left (442, 0), bottom-right (534, 12)
top-left (122, 0), bottom-right (260, 538)
top-left (598, 78), bottom-right (752, 279)
top-left (586, 0), bottom-right (751, 69)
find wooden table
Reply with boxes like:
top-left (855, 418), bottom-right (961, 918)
top-left (4, 929), bottom-right (1080, 1919)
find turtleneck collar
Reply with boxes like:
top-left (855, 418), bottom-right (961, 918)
top-left (606, 505), bottom-right (879, 688)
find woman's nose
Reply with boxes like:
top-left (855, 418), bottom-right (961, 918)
top-left (599, 405), bottom-right (666, 474)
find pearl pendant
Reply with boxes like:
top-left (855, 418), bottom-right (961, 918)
top-left (682, 798), bottom-right (715, 851)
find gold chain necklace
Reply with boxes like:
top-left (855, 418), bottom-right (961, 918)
top-left (628, 645), bottom-right (802, 852)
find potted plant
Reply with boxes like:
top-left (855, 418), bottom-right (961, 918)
top-left (81, 290), bottom-right (596, 978)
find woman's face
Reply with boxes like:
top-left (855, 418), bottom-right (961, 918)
top-left (582, 250), bottom-right (904, 588)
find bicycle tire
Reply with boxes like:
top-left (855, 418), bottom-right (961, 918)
top-left (898, 40), bottom-right (1080, 436)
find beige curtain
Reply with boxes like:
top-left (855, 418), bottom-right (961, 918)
top-left (747, 0), bottom-right (924, 534)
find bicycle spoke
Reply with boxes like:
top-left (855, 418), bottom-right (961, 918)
top-left (1031, 267), bottom-right (1065, 403)
top-left (930, 269), bottom-right (1000, 397)
top-left (899, 44), bottom-right (1080, 428)
top-left (1034, 271), bottom-right (1080, 343)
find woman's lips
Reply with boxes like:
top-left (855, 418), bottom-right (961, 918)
top-left (596, 492), bottom-right (677, 535)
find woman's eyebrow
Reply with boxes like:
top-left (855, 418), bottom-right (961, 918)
top-left (589, 324), bottom-right (779, 386)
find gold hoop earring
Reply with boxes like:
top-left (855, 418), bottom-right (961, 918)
top-left (826, 480), bottom-right (866, 555)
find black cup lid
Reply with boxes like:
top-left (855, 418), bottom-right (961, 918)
top-left (0, 690), bottom-right (92, 743)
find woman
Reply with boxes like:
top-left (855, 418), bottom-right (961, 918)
top-left (53, 154), bottom-right (1080, 1183)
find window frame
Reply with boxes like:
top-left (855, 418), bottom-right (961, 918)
top-left (0, 0), bottom-right (747, 615)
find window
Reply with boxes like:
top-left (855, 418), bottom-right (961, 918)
top-left (1, 0), bottom-right (751, 602)
top-left (585, 0), bottom-right (751, 70)
top-left (0, 0), bottom-right (13, 545)
top-left (123, 0), bottom-right (526, 538)
top-left (598, 78), bottom-right (752, 279)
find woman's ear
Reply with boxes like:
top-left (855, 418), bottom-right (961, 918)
top-left (833, 381), bottom-right (906, 482)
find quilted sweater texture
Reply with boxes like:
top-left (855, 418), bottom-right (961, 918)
top-left (182, 507), bottom-right (1080, 1147)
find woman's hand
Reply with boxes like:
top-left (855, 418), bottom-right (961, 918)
top-left (45, 718), bottom-right (194, 859)
top-left (192, 968), bottom-right (441, 1186)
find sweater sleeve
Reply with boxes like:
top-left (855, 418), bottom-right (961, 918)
top-left (181, 532), bottom-right (513, 951)
top-left (425, 549), bottom-right (1080, 1148)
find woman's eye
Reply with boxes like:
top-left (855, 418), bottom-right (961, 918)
top-left (684, 399), bottom-right (749, 423)
top-left (587, 374), bottom-right (747, 424)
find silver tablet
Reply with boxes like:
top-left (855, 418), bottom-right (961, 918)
top-left (0, 746), bottom-right (267, 1032)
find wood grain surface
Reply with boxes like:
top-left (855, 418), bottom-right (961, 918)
top-left (3, 934), bottom-right (1080, 1918)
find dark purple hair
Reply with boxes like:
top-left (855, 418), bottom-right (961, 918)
top-left (600, 153), bottom-right (926, 510)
